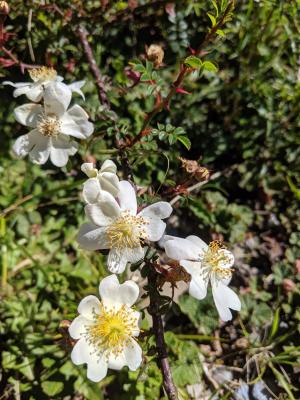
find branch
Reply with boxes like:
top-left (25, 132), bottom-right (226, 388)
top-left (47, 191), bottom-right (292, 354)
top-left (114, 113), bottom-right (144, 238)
top-left (169, 171), bottom-right (221, 206)
top-left (77, 25), bottom-right (110, 108)
top-left (148, 264), bottom-right (178, 400)
top-left (125, 1), bottom-right (235, 148)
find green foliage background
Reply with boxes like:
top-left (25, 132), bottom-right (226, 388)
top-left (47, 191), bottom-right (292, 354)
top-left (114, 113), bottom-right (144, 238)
top-left (0, 0), bottom-right (299, 399)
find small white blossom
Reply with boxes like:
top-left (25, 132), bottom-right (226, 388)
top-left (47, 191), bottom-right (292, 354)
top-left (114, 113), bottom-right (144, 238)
top-left (77, 181), bottom-right (172, 273)
top-left (81, 160), bottom-right (120, 201)
top-left (12, 83), bottom-right (94, 167)
top-left (3, 66), bottom-right (85, 102)
top-left (163, 235), bottom-right (241, 321)
top-left (69, 274), bottom-right (142, 382)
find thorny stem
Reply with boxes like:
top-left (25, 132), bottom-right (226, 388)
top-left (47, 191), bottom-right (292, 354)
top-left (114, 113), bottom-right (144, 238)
top-left (0, 217), bottom-right (7, 289)
top-left (77, 25), bottom-right (110, 108)
top-left (125, 1), bottom-right (235, 148)
top-left (0, 46), bottom-right (39, 71)
top-left (148, 263), bottom-right (178, 400)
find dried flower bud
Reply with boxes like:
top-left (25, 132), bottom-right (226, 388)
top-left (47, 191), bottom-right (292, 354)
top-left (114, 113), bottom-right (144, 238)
top-left (146, 44), bottom-right (164, 68)
top-left (179, 157), bottom-right (210, 181)
top-left (0, 1), bottom-right (9, 15)
top-left (59, 320), bottom-right (71, 330)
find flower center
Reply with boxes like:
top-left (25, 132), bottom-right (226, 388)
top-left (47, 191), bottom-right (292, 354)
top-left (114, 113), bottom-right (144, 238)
top-left (86, 304), bottom-right (138, 356)
top-left (37, 115), bottom-right (61, 137)
top-left (106, 211), bottom-right (148, 250)
top-left (28, 66), bottom-right (57, 82)
top-left (202, 240), bottom-right (234, 279)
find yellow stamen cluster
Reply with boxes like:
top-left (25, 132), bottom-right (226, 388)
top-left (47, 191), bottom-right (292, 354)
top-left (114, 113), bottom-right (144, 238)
top-left (86, 304), bottom-right (138, 356)
top-left (37, 115), bottom-right (61, 137)
top-left (202, 240), bottom-right (234, 279)
top-left (106, 211), bottom-right (148, 250)
top-left (29, 66), bottom-right (57, 82)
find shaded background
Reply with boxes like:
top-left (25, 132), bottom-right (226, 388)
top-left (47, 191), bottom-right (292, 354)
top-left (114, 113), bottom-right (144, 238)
top-left (0, 1), bottom-right (299, 399)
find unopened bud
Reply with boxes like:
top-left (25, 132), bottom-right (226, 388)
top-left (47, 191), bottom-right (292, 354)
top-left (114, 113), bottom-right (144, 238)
top-left (146, 44), bottom-right (164, 68)
top-left (282, 278), bottom-right (296, 293)
top-left (0, 1), bottom-right (9, 15)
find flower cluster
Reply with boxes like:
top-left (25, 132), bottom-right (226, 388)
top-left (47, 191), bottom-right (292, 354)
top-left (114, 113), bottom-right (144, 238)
top-left (5, 69), bottom-right (241, 385)
top-left (5, 67), bottom-right (94, 167)
top-left (68, 160), bottom-right (241, 382)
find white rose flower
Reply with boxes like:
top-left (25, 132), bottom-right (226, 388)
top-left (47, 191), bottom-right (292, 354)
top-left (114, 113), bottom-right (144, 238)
top-left (77, 180), bottom-right (172, 273)
top-left (69, 274), bottom-right (142, 382)
top-left (163, 235), bottom-right (241, 321)
top-left (3, 66), bottom-right (85, 102)
top-left (81, 159), bottom-right (120, 201)
top-left (12, 83), bottom-right (94, 167)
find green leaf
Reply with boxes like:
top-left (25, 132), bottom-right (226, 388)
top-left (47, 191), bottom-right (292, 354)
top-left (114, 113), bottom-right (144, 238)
top-left (270, 308), bottom-right (280, 339)
top-left (287, 176), bottom-right (300, 200)
top-left (133, 64), bottom-right (145, 73)
top-left (140, 72), bottom-right (149, 81)
top-left (41, 381), bottom-right (64, 396)
top-left (146, 60), bottom-right (153, 74)
top-left (202, 61), bottom-right (218, 72)
top-left (184, 56), bottom-right (202, 69)
top-left (177, 135), bottom-right (191, 150)
top-left (269, 364), bottom-right (296, 400)
top-left (178, 294), bottom-right (219, 335)
top-left (212, 0), bottom-right (219, 16)
top-left (207, 12), bottom-right (217, 26)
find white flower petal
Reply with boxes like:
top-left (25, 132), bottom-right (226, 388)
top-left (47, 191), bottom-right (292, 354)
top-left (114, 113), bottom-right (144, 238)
top-left (3, 81), bottom-right (28, 89)
top-left (85, 203), bottom-right (114, 226)
top-left (96, 190), bottom-right (121, 218)
top-left (44, 81), bottom-right (72, 116)
top-left (99, 274), bottom-right (139, 308)
top-left (77, 223), bottom-right (109, 250)
top-left (70, 338), bottom-right (91, 365)
top-left (12, 129), bottom-right (38, 158)
top-left (212, 283), bottom-right (241, 321)
top-left (140, 202), bottom-right (172, 220)
top-left (99, 172), bottom-right (120, 197)
top-left (28, 134), bottom-right (51, 165)
top-left (186, 235), bottom-right (208, 252)
top-left (14, 103), bottom-right (42, 127)
top-left (100, 159), bottom-right (117, 174)
top-left (123, 339), bottom-right (143, 371)
top-left (87, 354), bottom-right (108, 382)
top-left (126, 247), bottom-right (144, 263)
top-left (107, 249), bottom-right (128, 274)
top-left (60, 105), bottom-right (94, 139)
top-left (163, 236), bottom-right (200, 261)
top-left (69, 315), bottom-right (93, 339)
top-left (82, 178), bottom-right (101, 204)
top-left (108, 352), bottom-right (126, 370)
top-left (180, 260), bottom-right (208, 300)
top-left (50, 135), bottom-right (78, 167)
top-left (81, 163), bottom-right (98, 178)
top-left (118, 180), bottom-right (137, 214)
top-left (24, 83), bottom-right (43, 102)
top-left (68, 80), bottom-right (85, 99)
top-left (145, 217), bottom-right (166, 242)
top-left (78, 295), bottom-right (101, 319)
